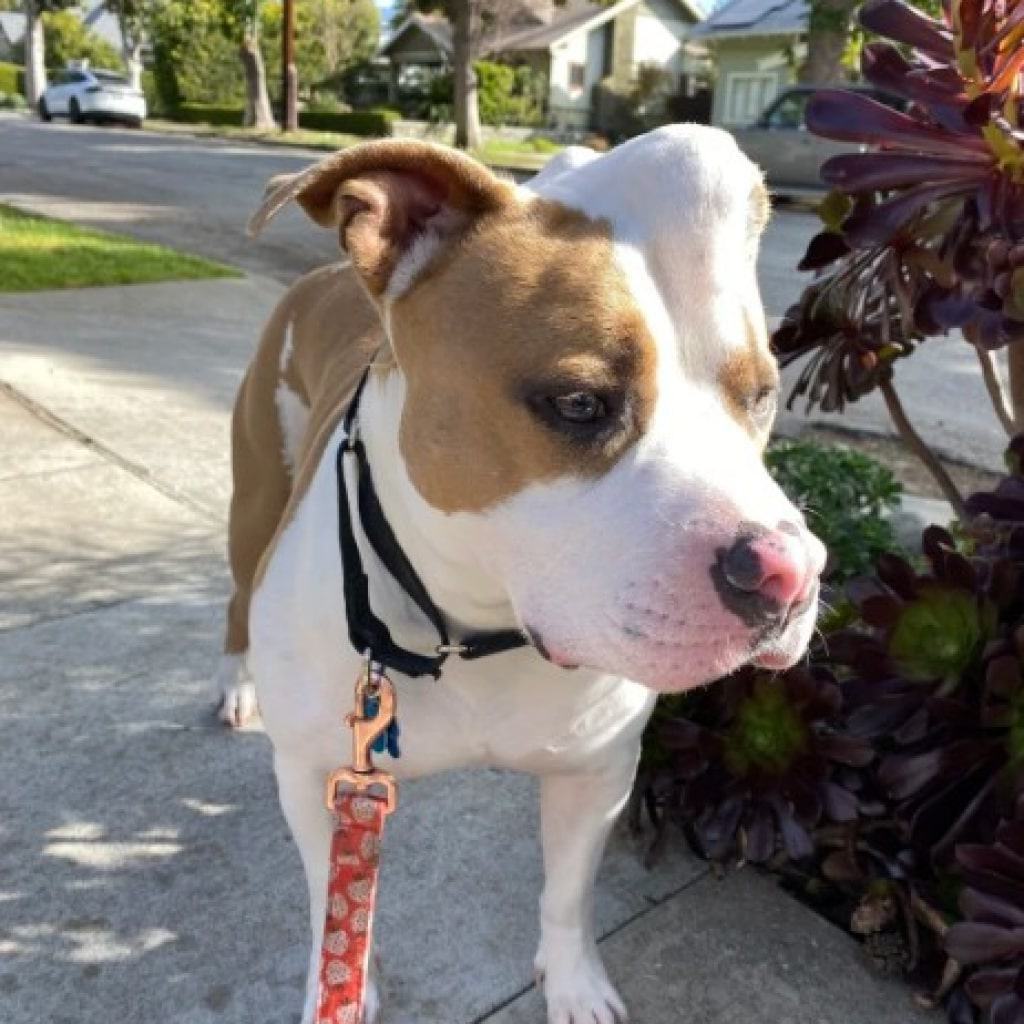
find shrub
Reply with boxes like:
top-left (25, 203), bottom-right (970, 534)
top-left (0, 61), bottom-right (24, 96)
top-left (0, 91), bottom-right (27, 110)
top-left (141, 70), bottom-right (163, 118)
top-left (419, 61), bottom-right (546, 127)
top-left (766, 438), bottom-right (903, 582)
top-left (297, 107), bottom-right (399, 136)
top-left (174, 103), bottom-right (244, 127)
top-left (475, 60), bottom-right (545, 127)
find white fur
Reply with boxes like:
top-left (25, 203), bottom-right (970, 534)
top-left (275, 381), bottom-right (310, 474)
top-left (216, 653), bottom-right (258, 728)
top-left (247, 125), bottom-right (825, 1024)
top-left (383, 229), bottom-right (444, 303)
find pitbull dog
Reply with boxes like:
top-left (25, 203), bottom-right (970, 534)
top-left (219, 127), bottom-right (826, 1023)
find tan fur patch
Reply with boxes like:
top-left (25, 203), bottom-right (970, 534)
top-left (717, 310), bottom-right (778, 444)
top-left (389, 198), bottom-right (658, 514)
top-left (225, 263), bottom-right (385, 652)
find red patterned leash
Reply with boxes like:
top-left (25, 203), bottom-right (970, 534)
top-left (319, 668), bottom-right (398, 1024)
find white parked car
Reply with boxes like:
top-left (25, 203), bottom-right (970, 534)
top-left (38, 67), bottom-right (146, 128)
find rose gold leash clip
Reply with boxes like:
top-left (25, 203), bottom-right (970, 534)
top-left (324, 666), bottom-right (398, 816)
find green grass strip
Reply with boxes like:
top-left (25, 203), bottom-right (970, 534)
top-left (0, 204), bottom-right (241, 292)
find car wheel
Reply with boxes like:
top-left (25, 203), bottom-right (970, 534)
top-left (127, 117), bottom-right (142, 129)
top-left (37, 98), bottom-right (52, 122)
top-left (69, 98), bottom-right (83, 124)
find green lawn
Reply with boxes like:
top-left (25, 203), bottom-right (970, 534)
top-left (0, 204), bottom-right (241, 292)
top-left (143, 117), bottom-right (563, 172)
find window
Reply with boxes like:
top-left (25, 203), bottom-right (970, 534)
top-left (724, 72), bottom-right (778, 126)
top-left (568, 62), bottom-right (586, 90)
top-left (95, 71), bottom-right (128, 85)
top-left (764, 90), bottom-right (809, 129)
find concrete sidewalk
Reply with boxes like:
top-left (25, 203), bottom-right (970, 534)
top-left (0, 277), bottom-right (930, 1023)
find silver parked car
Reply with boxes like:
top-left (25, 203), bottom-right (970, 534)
top-left (732, 86), bottom-right (904, 189)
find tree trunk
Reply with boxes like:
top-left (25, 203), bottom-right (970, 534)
top-left (240, 24), bottom-right (276, 131)
top-left (24, 1), bottom-right (47, 106)
top-left (125, 43), bottom-right (144, 93)
top-left (451, 0), bottom-right (481, 150)
top-left (1008, 341), bottom-right (1024, 433)
top-left (799, 0), bottom-right (857, 85)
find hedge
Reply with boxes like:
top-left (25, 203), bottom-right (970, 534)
top-left (0, 62), bottom-right (25, 96)
top-left (297, 108), bottom-right (398, 136)
top-left (171, 104), bottom-right (398, 137)
top-left (174, 103), bottom-right (245, 127)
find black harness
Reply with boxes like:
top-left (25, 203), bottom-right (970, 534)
top-left (336, 369), bottom-right (531, 680)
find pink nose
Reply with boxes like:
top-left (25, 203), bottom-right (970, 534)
top-left (719, 524), bottom-right (813, 612)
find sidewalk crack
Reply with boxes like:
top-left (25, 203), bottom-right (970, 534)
top-left (468, 865), bottom-right (711, 1023)
top-left (0, 379), bottom-right (222, 525)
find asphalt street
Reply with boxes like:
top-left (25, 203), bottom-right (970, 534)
top-left (0, 114), bottom-right (1010, 470)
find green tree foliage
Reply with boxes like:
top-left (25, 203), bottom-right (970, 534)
top-left (427, 59), bottom-right (546, 127)
top-left (148, 0), bottom-right (244, 109)
top-left (40, 9), bottom-right (123, 69)
top-left (260, 0), bottom-right (378, 92)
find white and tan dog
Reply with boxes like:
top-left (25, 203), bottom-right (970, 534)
top-left (219, 127), bottom-right (826, 1023)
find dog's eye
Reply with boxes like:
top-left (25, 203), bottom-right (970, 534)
top-left (748, 385), bottom-right (777, 425)
top-left (551, 392), bottom-right (607, 424)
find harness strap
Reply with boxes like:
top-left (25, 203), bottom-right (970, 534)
top-left (336, 368), bottom-right (530, 678)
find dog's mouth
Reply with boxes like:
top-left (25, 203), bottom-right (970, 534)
top-left (749, 587), bottom-right (819, 669)
top-left (526, 626), bottom-right (579, 671)
top-left (528, 584), bottom-right (818, 682)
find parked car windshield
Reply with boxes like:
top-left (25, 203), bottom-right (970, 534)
top-left (94, 71), bottom-right (129, 85)
top-left (765, 91), bottom-right (808, 129)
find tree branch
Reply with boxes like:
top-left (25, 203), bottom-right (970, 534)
top-left (879, 379), bottom-right (967, 520)
top-left (974, 343), bottom-right (1016, 436)
top-left (1008, 341), bottom-right (1024, 433)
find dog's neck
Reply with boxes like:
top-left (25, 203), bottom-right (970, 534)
top-left (356, 366), bottom-right (520, 640)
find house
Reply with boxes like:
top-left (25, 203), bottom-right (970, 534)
top-left (692, 0), bottom-right (808, 128)
top-left (0, 12), bottom-right (25, 62)
top-left (380, 0), bottom-right (708, 134)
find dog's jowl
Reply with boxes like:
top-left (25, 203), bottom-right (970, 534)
top-left (220, 127), bottom-right (826, 1023)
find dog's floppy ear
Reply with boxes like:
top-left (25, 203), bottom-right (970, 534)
top-left (248, 140), bottom-right (514, 297)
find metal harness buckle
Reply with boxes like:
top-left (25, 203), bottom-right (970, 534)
top-left (324, 666), bottom-right (398, 816)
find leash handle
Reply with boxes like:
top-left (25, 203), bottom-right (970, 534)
top-left (317, 792), bottom-right (386, 1024)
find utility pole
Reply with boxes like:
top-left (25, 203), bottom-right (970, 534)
top-left (282, 0), bottom-right (298, 132)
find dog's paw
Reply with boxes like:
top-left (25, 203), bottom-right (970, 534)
top-left (215, 654), bottom-right (259, 729)
top-left (535, 935), bottom-right (627, 1024)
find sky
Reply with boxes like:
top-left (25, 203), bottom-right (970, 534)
top-left (376, 0), bottom-right (397, 26)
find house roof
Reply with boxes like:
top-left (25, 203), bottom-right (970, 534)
top-left (379, 13), bottom-right (452, 58)
top-left (381, 0), bottom-right (704, 60)
top-left (0, 11), bottom-right (25, 47)
top-left (692, 0), bottom-right (807, 39)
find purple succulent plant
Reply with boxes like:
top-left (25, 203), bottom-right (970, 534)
top-left (774, 0), bottom-right (1024, 415)
top-left (654, 666), bottom-right (873, 864)
top-left (946, 797), bottom-right (1024, 1023)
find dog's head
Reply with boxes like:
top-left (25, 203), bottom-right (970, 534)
top-left (252, 130), bottom-right (825, 692)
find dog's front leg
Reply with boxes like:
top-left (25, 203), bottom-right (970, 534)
top-left (535, 751), bottom-right (637, 1024)
top-left (275, 753), bottom-right (382, 1024)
